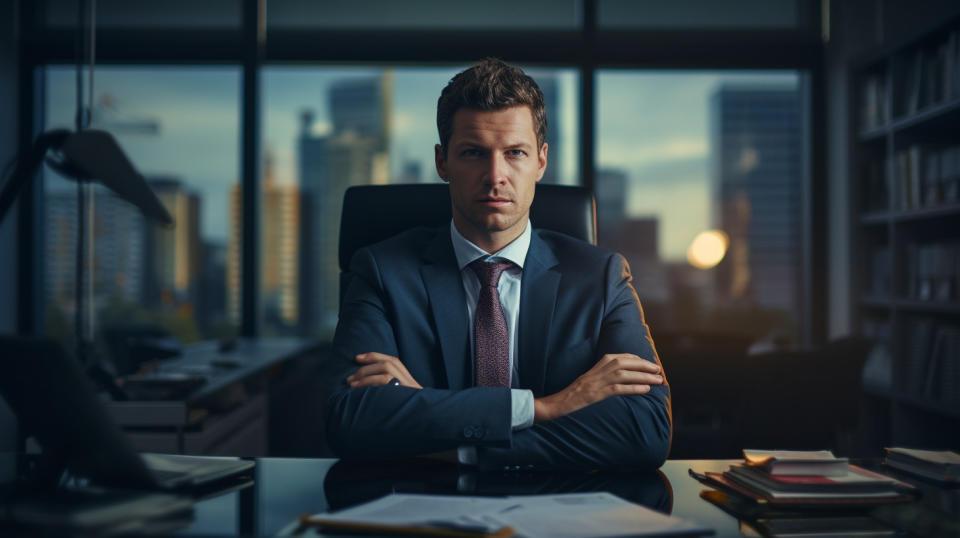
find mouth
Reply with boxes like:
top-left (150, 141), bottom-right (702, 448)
top-left (477, 196), bottom-right (513, 208)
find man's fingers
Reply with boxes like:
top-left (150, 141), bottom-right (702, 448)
top-left (608, 383), bottom-right (652, 395)
top-left (610, 370), bottom-right (663, 386)
top-left (598, 354), bottom-right (661, 374)
top-left (350, 374), bottom-right (394, 388)
top-left (355, 352), bottom-right (398, 363)
top-left (348, 363), bottom-right (392, 382)
top-left (349, 352), bottom-right (422, 389)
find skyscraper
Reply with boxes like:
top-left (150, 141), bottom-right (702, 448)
top-left (710, 84), bottom-right (801, 313)
top-left (261, 154), bottom-right (301, 328)
top-left (45, 189), bottom-right (147, 315)
top-left (531, 73), bottom-right (561, 184)
top-left (595, 168), bottom-right (629, 245)
top-left (298, 72), bottom-right (392, 335)
top-left (146, 177), bottom-right (201, 310)
top-left (226, 153), bottom-right (301, 329)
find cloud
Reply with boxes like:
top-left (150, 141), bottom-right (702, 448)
top-left (599, 138), bottom-right (707, 168)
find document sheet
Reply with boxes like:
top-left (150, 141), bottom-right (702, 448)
top-left (310, 491), bottom-right (713, 537)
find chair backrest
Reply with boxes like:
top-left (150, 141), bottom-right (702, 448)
top-left (338, 183), bottom-right (596, 273)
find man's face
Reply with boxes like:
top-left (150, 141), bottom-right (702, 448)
top-left (435, 106), bottom-right (547, 251)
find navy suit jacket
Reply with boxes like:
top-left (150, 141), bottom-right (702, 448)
top-left (323, 225), bottom-right (672, 470)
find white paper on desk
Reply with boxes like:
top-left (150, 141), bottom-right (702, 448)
top-left (313, 492), bottom-right (712, 537)
top-left (315, 494), bottom-right (512, 533)
top-left (495, 492), bottom-right (711, 537)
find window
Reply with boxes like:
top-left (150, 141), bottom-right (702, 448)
top-left (42, 67), bottom-right (241, 349)
top-left (596, 70), bottom-right (806, 344)
top-left (260, 66), bottom-right (580, 336)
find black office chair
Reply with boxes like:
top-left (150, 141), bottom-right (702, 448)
top-left (338, 183), bottom-right (596, 303)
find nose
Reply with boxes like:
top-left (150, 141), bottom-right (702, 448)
top-left (483, 153), bottom-right (508, 187)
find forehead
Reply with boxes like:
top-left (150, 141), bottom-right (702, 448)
top-left (449, 106), bottom-right (537, 145)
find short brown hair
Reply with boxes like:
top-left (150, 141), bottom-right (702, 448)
top-left (436, 58), bottom-right (547, 155)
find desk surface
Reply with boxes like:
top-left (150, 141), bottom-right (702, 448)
top-left (167, 458), bottom-right (956, 537)
top-left (2, 458), bottom-right (956, 537)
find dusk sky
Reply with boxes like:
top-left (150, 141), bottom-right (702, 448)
top-left (44, 66), bottom-right (798, 261)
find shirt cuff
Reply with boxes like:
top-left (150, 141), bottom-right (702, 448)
top-left (457, 445), bottom-right (478, 465)
top-left (510, 388), bottom-right (535, 431)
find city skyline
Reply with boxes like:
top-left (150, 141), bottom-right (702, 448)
top-left (40, 65), bottom-right (803, 340)
top-left (45, 66), bottom-right (795, 260)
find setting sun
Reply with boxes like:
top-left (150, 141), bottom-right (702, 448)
top-left (686, 230), bottom-right (729, 270)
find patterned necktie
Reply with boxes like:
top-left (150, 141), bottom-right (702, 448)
top-left (470, 259), bottom-right (514, 387)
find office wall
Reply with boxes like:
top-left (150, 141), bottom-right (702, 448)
top-left (826, 0), bottom-right (960, 338)
top-left (0, 0), bottom-right (19, 463)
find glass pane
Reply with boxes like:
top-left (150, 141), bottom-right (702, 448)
top-left (42, 66), bottom-right (240, 360)
top-left (261, 65), bottom-right (579, 336)
top-left (43, 0), bottom-right (241, 29)
top-left (596, 70), bottom-right (804, 344)
top-left (267, 0), bottom-right (580, 30)
top-left (598, 0), bottom-right (800, 29)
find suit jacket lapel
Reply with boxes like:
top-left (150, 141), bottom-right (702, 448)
top-left (518, 230), bottom-right (560, 396)
top-left (420, 228), bottom-right (471, 390)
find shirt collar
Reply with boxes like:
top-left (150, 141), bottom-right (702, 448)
top-left (449, 219), bottom-right (531, 271)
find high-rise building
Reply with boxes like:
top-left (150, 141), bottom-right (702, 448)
top-left (710, 84), bottom-right (801, 313)
top-left (46, 191), bottom-right (80, 314)
top-left (298, 73), bottom-right (391, 335)
top-left (329, 72), bottom-right (393, 153)
top-left (227, 181), bottom-right (242, 324)
top-left (44, 189), bottom-right (146, 310)
top-left (261, 154), bottom-right (301, 328)
top-left (45, 189), bottom-right (147, 314)
top-left (595, 168), bottom-right (629, 245)
top-left (531, 73), bottom-right (561, 184)
top-left (197, 239), bottom-right (227, 331)
top-left (226, 154), bottom-right (301, 329)
top-left (146, 178), bottom-right (201, 310)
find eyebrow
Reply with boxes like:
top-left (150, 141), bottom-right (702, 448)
top-left (453, 140), bottom-right (534, 151)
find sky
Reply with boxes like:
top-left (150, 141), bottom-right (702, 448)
top-left (44, 65), bottom-right (798, 261)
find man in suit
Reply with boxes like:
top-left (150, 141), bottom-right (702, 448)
top-left (324, 59), bottom-right (671, 470)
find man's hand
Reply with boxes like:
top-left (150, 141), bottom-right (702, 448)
top-left (347, 352), bottom-right (423, 389)
top-left (533, 354), bottom-right (663, 423)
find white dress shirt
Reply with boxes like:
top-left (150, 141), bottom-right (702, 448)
top-left (449, 220), bottom-right (536, 463)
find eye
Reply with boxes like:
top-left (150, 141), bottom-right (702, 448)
top-left (507, 149), bottom-right (527, 158)
top-left (460, 148), bottom-right (482, 157)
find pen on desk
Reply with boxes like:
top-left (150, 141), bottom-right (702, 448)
top-left (498, 504), bottom-right (522, 514)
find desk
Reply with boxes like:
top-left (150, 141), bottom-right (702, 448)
top-left (104, 338), bottom-right (324, 456)
top-left (29, 458), bottom-right (940, 537)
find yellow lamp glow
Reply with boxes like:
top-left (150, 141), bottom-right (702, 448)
top-left (686, 230), bottom-right (729, 270)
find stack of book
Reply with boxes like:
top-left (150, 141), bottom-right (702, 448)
top-left (693, 450), bottom-right (919, 537)
top-left (694, 450), bottom-right (916, 509)
top-left (884, 447), bottom-right (960, 483)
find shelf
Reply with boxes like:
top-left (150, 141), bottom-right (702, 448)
top-left (890, 98), bottom-right (960, 135)
top-left (857, 125), bottom-right (888, 142)
top-left (863, 386), bottom-right (960, 419)
top-left (860, 102), bottom-right (960, 141)
top-left (861, 296), bottom-right (894, 309)
top-left (891, 298), bottom-right (960, 314)
top-left (859, 212), bottom-right (890, 225)
top-left (891, 203), bottom-right (960, 223)
top-left (859, 297), bottom-right (960, 314)
top-left (858, 203), bottom-right (960, 224)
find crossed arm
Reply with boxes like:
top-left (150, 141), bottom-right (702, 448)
top-left (324, 248), bottom-right (672, 469)
top-left (350, 352), bottom-right (662, 425)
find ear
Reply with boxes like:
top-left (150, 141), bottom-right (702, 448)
top-left (535, 142), bottom-right (548, 183)
top-left (435, 144), bottom-right (449, 182)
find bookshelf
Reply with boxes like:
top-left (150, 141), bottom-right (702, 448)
top-left (851, 14), bottom-right (960, 447)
